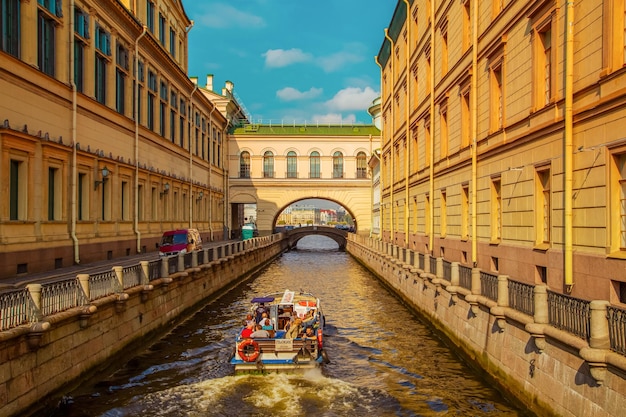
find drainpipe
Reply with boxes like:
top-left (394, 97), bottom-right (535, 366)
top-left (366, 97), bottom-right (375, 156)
top-left (428, 0), bottom-right (435, 255)
top-left (471, 0), bottom-right (478, 266)
top-left (134, 26), bottom-right (148, 253)
top-left (402, 0), bottom-right (411, 248)
top-left (189, 85), bottom-right (198, 229)
top-left (374, 56), bottom-right (384, 241)
top-left (224, 122), bottom-right (231, 239)
top-left (207, 104), bottom-right (217, 240)
top-left (564, 1), bottom-right (575, 291)
top-left (70, 0), bottom-right (79, 264)
top-left (384, 28), bottom-right (395, 244)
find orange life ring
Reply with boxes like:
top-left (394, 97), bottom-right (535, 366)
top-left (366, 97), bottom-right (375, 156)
top-left (238, 339), bottom-right (260, 362)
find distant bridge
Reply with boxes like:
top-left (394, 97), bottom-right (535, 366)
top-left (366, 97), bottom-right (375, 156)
top-left (285, 226), bottom-right (348, 250)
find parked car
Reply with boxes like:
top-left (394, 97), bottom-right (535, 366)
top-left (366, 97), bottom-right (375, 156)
top-left (158, 229), bottom-right (202, 257)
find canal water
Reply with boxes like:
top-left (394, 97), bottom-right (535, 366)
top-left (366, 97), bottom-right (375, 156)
top-left (52, 236), bottom-right (529, 416)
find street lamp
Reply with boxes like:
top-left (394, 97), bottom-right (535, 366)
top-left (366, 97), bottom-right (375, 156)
top-left (94, 166), bottom-right (109, 190)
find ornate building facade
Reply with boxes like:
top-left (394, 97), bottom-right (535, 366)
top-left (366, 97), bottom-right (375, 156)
top-left (0, 0), bottom-right (234, 278)
top-left (378, 0), bottom-right (626, 302)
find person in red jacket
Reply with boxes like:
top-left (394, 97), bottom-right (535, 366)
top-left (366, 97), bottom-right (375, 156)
top-left (240, 321), bottom-right (255, 338)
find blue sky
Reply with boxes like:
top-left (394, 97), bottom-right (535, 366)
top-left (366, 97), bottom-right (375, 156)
top-left (183, 1), bottom-right (393, 125)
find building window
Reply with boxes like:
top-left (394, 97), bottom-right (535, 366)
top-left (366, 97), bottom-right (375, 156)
top-left (461, 184), bottom-right (469, 240)
top-left (536, 166), bottom-right (551, 246)
top-left (116, 42), bottom-right (129, 115)
top-left (158, 13), bottom-right (166, 46)
top-left (201, 118), bottom-right (206, 159)
top-left (95, 25), bottom-right (111, 105)
top-left (48, 167), bottom-right (61, 220)
top-left (159, 81), bottom-right (167, 136)
top-left (147, 71), bottom-right (156, 130)
top-left (10, 159), bottom-right (26, 220)
top-left (169, 28), bottom-right (176, 57)
top-left (263, 151), bottom-right (274, 178)
top-left (146, 0), bottom-right (154, 33)
top-left (424, 117), bottom-right (431, 168)
top-left (462, 0), bottom-right (471, 52)
top-left (611, 152), bottom-right (626, 252)
top-left (1, 0), bottom-right (20, 57)
top-left (460, 83), bottom-right (471, 149)
top-left (356, 151), bottom-right (367, 178)
top-left (169, 90), bottom-right (177, 143)
top-left (411, 128), bottom-right (418, 174)
top-left (74, 7), bottom-right (89, 93)
top-left (490, 58), bottom-right (504, 132)
top-left (78, 172), bottom-right (87, 220)
top-left (333, 152), bottom-right (344, 178)
top-left (439, 101), bottom-right (448, 159)
top-left (533, 13), bottom-right (555, 109)
top-left (440, 20), bottom-right (448, 75)
top-left (440, 190), bottom-right (447, 237)
top-left (425, 193), bottom-right (431, 236)
top-left (37, 8), bottom-right (57, 76)
top-left (179, 98), bottom-right (186, 148)
top-left (491, 177), bottom-right (502, 242)
top-left (121, 181), bottom-right (129, 220)
top-left (239, 151), bottom-right (250, 178)
top-left (287, 151), bottom-right (297, 178)
top-left (310, 151), bottom-right (320, 178)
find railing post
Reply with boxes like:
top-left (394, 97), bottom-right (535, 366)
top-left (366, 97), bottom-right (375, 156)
top-left (424, 254), bottom-right (431, 274)
top-left (113, 266), bottom-right (123, 290)
top-left (436, 257), bottom-right (443, 278)
top-left (471, 268), bottom-right (481, 295)
top-left (533, 284), bottom-right (549, 324)
top-left (192, 250), bottom-right (198, 268)
top-left (497, 275), bottom-right (509, 307)
top-left (161, 257), bottom-right (169, 278)
top-left (26, 283), bottom-right (43, 321)
top-left (77, 274), bottom-right (90, 301)
top-left (140, 261), bottom-right (149, 285)
top-left (589, 300), bottom-right (610, 350)
top-left (450, 262), bottom-right (459, 286)
top-left (177, 252), bottom-right (185, 272)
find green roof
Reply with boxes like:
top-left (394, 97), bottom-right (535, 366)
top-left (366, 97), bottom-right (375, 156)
top-left (230, 124), bottom-right (380, 136)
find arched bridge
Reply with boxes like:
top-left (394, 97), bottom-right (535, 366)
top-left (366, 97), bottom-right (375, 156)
top-left (285, 226), bottom-right (348, 250)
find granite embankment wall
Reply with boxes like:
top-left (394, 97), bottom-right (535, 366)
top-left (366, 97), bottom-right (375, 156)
top-left (0, 236), bottom-right (288, 417)
top-left (346, 235), bottom-right (626, 417)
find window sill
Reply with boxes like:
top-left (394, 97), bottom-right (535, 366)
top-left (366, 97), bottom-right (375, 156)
top-left (533, 243), bottom-right (550, 252)
top-left (607, 251), bottom-right (626, 260)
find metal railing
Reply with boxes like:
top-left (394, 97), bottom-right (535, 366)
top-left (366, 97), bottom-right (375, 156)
top-left (0, 288), bottom-right (35, 331)
top-left (148, 259), bottom-right (161, 281)
top-left (480, 271), bottom-right (498, 301)
top-left (429, 256), bottom-right (437, 275)
top-left (548, 290), bottom-right (591, 341)
top-left (122, 264), bottom-right (142, 288)
top-left (418, 253), bottom-right (424, 270)
top-left (459, 265), bottom-right (472, 290)
top-left (89, 270), bottom-right (120, 301)
top-left (40, 278), bottom-right (87, 316)
top-left (442, 260), bottom-right (451, 280)
top-left (508, 279), bottom-right (534, 316)
top-left (607, 305), bottom-right (626, 355)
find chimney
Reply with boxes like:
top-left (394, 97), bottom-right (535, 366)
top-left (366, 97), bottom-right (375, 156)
top-left (190, 76), bottom-right (198, 85)
top-left (225, 80), bottom-right (234, 93)
top-left (206, 74), bottom-right (214, 91)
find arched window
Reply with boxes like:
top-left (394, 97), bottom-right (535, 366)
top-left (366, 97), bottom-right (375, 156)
top-left (263, 151), bottom-right (274, 178)
top-left (239, 151), bottom-right (250, 178)
top-left (310, 151), bottom-right (320, 178)
top-left (356, 151), bottom-right (367, 178)
top-left (287, 151), bottom-right (297, 178)
top-left (333, 151), bottom-right (344, 178)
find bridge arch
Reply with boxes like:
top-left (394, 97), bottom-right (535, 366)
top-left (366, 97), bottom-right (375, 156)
top-left (285, 226), bottom-right (348, 250)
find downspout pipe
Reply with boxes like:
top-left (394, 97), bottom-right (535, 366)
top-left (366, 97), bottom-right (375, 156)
top-left (384, 28), bottom-right (395, 244)
top-left (134, 26), bottom-right (148, 254)
top-left (374, 56), bottom-right (384, 241)
top-left (402, 0), bottom-right (411, 248)
top-left (428, 0), bottom-right (435, 255)
top-left (189, 85), bottom-right (198, 229)
top-left (564, 0), bottom-right (575, 291)
top-left (70, 0), bottom-right (79, 264)
top-left (471, 0), bottom-right (478, 266)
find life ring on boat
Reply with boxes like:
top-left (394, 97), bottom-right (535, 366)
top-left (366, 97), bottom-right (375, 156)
top-left (238, 339), bottom-right (260, 362)
top-left (298, 300), bottom-right (316, 307)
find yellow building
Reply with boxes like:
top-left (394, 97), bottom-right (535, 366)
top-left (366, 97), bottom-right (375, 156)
top-left (378, 0), bottom-right (626, 302)
top-left (0, 0), bottom-right (232, 279)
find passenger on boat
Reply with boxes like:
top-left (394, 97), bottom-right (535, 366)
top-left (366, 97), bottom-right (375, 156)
top-left (302, 310), bottom-right (317, 329)
top-left (242, 314), bottom-right (254, 326)
top-left (261, 318), bottom-right (273, 331)
top-left (257, 311), bottom-right (269, 325)
top-left (285, 318), bottom-right (302, 339)
top-left (255, 303), bottom-right (268, 323)
top-left (240, 321), bottom-right (255, 338)
top-left (303, 327), bottom-right (316, 339)
top-left (250, 324), bottom-right (270, 339)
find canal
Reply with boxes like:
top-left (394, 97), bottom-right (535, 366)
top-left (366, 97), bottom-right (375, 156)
top-left (51, 236), bottom-right (529, 416)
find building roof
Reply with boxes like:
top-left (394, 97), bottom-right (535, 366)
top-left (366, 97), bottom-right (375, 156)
top-left (230, 124), bottom-right (380, 136)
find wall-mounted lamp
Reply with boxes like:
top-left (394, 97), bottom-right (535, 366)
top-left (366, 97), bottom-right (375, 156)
top-left (94, 167), bottom-right (110, 190)
top-left (160, 182), bottom-right (170, 198)
top-left (197, 191), bottom-right (204, 201)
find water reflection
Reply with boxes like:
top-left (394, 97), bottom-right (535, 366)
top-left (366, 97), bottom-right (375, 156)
top-left (52, 236), bottom-right (528, 416)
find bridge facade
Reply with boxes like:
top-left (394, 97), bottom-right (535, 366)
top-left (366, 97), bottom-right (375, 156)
top-left (285, 225), bottom-right (348, 250)
top-left (227, 124), bottom-right (380, 237)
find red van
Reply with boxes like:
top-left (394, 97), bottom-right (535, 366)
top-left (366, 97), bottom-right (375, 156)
top-left (158, 229), bottom-right (202, 257)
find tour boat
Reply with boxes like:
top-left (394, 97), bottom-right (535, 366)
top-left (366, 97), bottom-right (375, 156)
top-left (231, 289), bottom-right (330, 374)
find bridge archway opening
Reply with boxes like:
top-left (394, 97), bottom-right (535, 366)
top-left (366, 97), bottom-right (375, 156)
top-left (272, 198), bottom-right (357, 233)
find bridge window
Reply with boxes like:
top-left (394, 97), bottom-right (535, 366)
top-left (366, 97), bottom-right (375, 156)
top-left (310, 151), bottom-right (320, 178)
top-left (239, 151), bottom-right (250, 178)
top-left (356, 151), bottom-right (367, 178)
top-left (287, 151), bottom-right (297, 178)
top-left (263, 151), bottom-right (274, 178)
top-left (333, 152), bottom-right (344, 178)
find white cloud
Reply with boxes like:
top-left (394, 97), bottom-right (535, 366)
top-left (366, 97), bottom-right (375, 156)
top-left (195, 4), bottom-right (265, 29)
top-left (325, 87), bottom-right (379, 111)
top-left (318, 51), bottom-right (364, 73)
top-left (310, 113), bottom-right (357, 124)
top-left (276, 87), bottom-right (323, 101)
top-left (263, 49), bottom-right (312, 68)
